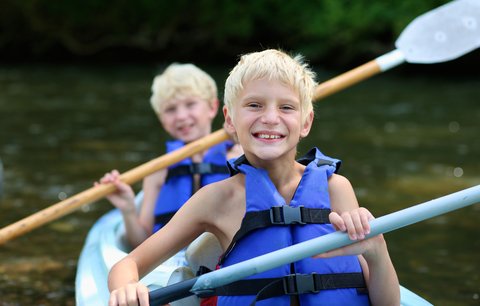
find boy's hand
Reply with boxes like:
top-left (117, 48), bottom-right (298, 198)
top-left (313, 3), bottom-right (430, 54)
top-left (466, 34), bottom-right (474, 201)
top-left (313, 208), bottom-right (383, 259)
top-left (329, 207), bottom-right (373, 240)
top-left (109, 282), bottom-right (150, 306)
top-left (95, 170), bottom-right (136, 214)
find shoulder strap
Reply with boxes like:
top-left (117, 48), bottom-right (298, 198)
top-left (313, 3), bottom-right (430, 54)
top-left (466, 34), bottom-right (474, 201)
top-left (297, 147), bottom-right (342, 173)
top-left (166, 162), bottom-right (229, 181)
top-left (228, 148), bottom-right (341, 175)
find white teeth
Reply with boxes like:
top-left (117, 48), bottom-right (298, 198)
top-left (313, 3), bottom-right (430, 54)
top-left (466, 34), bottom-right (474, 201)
top-left (258, 134), bottom-right (281, 139)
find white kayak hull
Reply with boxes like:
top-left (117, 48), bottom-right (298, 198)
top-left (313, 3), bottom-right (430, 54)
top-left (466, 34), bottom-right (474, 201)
top-left (76, 201), bottom-right (432, 306)
top-left (75, 206), bottom-right (197, 305)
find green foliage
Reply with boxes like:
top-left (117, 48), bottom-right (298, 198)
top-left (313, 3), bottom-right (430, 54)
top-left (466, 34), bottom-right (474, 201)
top-left (0, 0), bottom-right (451, 66)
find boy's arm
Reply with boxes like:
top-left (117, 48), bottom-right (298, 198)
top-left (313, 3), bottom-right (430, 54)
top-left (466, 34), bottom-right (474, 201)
top-left (136, 170), bottom-right (167, 235)
top-left (108, 182), bottom-right (225, 304)
top-left (96, 170), bottom-right (151, 248)
top-left (120, 169), bottom-right (167, 248)
top-left (108, 257), bottom-right (149, 305)
top-left (358, 237), bottom-right (400, 306)
top-left (326, 174), bottom-right (400, 306)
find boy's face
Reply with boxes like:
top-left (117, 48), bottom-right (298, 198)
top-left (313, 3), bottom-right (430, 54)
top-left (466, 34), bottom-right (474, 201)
top-left (159, 96), bottom-right (218, 143)
top-left (224, 78), bottom-right (313, 162)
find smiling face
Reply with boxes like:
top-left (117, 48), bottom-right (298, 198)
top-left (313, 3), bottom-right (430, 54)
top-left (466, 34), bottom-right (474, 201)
top-left (159, 95), bottom-right (218, 143)
top-left (224, 78), bottom-right (313, 165)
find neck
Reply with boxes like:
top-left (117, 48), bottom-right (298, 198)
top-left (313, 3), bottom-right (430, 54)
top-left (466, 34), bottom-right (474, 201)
top-left (191, 151), bottom-right (205, 163)
top-left (245, 151), bottom-right (305, 203)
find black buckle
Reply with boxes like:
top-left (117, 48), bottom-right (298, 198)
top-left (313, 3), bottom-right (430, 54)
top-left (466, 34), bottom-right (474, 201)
top-left (270, 205), bottom-right (306, 225)
top-left (316, 158), bottom-right (334, 167)
top-left (190, 163), bottom-right (212, 175)
top-left (283, 273), bottom-right (319, 295)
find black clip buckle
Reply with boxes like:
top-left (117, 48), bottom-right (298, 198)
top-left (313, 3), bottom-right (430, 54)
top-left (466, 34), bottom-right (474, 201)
top-left (283, 273), bottom-right (319, 295)
top-left (191, 162), bottom-right (212, 175)
top-left (270, 205), bottom-right (306, 225)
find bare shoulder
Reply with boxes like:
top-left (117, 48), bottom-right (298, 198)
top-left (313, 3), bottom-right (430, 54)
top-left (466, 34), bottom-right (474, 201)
top-left (328, 173), bottom-right (359, 212)
top-left (192, 175), bottom-right (246, 246)
top-left (328, 173), bottom-right (354, 192)
top-left (195, 175), bottom-right (244, 212)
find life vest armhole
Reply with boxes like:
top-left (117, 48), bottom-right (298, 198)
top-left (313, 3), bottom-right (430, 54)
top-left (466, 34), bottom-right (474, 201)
top-left (153, 211), bottom-right (176, 227)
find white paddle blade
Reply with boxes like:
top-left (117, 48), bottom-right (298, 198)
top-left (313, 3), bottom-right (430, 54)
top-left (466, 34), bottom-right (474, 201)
top-left (396, 0), bottom-right (480, 64)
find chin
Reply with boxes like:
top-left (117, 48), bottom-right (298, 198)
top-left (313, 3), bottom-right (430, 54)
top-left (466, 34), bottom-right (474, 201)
top-left (252, 148), bottom-right (287, 161)
top-left (177, 135), bottom-right (196, 143)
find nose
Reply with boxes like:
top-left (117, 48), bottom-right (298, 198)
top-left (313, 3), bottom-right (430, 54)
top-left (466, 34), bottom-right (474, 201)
top-left (261, 106), bottom-right (280, 125)
top-left (175, 105), bottom-right (189, 120)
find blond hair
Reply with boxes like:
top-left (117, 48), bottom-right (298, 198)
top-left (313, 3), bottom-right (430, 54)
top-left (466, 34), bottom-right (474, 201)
top-left (223, 49), bottom-right (316, 123)
top-left (150, 63), bottom-right (217, 115)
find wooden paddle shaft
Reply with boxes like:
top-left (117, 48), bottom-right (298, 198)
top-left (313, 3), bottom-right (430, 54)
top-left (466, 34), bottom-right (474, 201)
top-left (0, 129), bottom-right (229, 245)
top-left (0, 59), bottom-right (383, 245)
top-left (314, 59), bottom-right (381, 100)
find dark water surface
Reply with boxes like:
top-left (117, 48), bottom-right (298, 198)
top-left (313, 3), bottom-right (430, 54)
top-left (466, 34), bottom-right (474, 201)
top-left (0, 64), bottom-right (479, 305)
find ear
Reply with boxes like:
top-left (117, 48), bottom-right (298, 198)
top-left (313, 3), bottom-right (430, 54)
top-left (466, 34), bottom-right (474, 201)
top-left (208, 98), bottom-right (220, 119)
top-left (222, 105), bottom-right (236, 135)
top-left (300, 110), bottom-right (314, 138)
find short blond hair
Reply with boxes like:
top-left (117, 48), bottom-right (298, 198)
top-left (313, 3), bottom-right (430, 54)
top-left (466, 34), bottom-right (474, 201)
top-left (223, 49), bottom-right (316, 123)
top-left (150, 63), bottom-right (218, 115)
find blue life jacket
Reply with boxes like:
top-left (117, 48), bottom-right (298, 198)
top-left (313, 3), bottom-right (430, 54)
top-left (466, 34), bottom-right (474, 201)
top-left (152, 140), bottom-right (231, 233)
top-left (215, 148), bottom-right (370, 306)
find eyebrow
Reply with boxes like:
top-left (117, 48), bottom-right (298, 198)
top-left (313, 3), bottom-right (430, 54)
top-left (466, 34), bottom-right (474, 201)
top-left (242, 93), bottom-right (299, 103)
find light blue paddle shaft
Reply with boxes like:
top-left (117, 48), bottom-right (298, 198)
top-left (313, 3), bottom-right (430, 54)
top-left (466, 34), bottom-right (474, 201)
top-left (191, 185), bottom-right (480, 293)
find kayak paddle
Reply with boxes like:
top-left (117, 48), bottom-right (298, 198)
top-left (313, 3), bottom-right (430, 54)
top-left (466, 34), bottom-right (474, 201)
top-left (314, 0), bottom-right (480, 100)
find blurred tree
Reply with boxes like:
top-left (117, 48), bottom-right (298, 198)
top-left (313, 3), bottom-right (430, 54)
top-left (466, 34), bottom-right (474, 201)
top-left (0, 0), bottom-right (457, 67)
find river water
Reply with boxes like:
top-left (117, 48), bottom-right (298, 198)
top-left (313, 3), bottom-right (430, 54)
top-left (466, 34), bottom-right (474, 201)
top-left (0, 64), bottom-right (479, 305)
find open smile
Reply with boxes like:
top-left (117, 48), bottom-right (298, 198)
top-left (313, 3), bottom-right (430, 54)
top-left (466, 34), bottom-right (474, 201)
top-left (253, 132), bottom-right (285, 140)
top-left (177, 122), bottom-right (194, 133)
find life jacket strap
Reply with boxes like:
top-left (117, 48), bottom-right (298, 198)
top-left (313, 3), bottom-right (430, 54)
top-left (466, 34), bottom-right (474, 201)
top-left (198, 272), bottom-right (367, 303)
top-left (270, 205), bottom-right (330, 225)
top-left (219, 206), bottom-right (331, 264)
top-left (239, 206), bottom-right (330, 239)
top-left (166, 163), bottom-right (229, 181)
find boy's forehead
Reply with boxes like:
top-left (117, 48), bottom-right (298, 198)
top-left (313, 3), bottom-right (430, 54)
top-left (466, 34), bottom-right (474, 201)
top-left (241, 78), bottom-right (299, 95)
